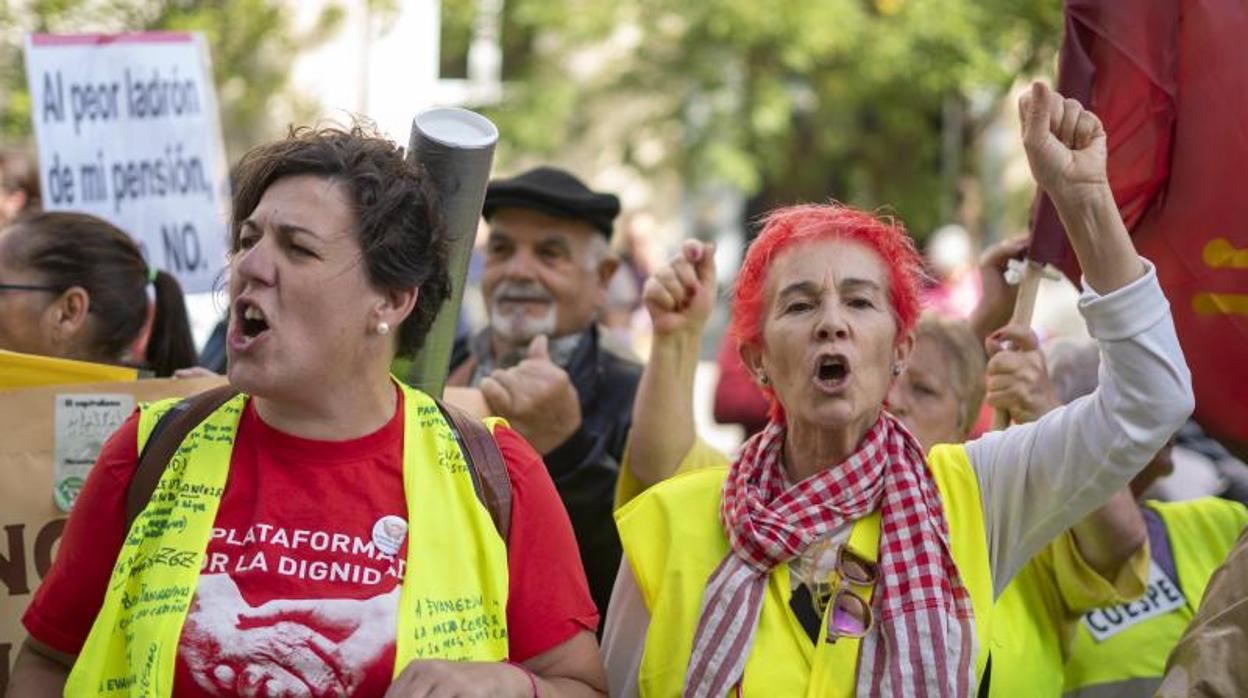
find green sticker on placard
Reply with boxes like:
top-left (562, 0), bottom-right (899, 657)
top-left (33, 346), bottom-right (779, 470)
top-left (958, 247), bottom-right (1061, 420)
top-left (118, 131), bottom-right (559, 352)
top-left (53, 393), bottom-right (134, 512)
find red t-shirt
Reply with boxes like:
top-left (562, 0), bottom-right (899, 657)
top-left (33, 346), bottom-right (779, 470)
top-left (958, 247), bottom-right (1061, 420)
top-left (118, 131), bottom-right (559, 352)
top-left (24, 393), bottom-right (598, 697)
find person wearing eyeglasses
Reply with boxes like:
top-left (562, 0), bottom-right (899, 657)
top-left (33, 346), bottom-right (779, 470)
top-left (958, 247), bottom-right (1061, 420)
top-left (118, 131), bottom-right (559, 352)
top-left (0, 211), bottom-right (197, 376)
top-left (600, 82), bottom-right (1193, 697)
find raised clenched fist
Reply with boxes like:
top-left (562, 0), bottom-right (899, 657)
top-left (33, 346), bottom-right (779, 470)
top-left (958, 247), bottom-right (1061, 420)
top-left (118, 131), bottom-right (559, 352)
top-left (1019, 81), bottom-right (1109, 209)
top-left (643, 239), bottom-right (717, 338)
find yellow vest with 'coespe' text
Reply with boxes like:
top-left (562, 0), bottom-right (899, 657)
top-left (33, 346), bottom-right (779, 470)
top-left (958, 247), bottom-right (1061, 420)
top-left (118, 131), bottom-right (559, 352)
top-left (1062, 497), bottom-right (1248, 698)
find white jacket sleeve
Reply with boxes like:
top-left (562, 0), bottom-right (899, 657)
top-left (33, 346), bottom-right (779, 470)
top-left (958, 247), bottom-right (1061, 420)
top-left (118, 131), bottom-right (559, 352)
top-left (967, 260), bottom-right (1194, 596)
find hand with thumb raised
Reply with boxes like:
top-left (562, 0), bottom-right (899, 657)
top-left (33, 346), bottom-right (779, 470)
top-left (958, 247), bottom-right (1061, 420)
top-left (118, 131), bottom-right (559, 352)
top-left (480, 333), bottom-right (582, 454)
top-left (526, 334), bottom-right (550, 362)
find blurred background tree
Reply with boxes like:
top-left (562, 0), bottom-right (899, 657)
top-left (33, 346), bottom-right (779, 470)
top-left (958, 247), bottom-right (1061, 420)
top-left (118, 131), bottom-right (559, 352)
top-left (0, 0), bottom-right (1064, 243)
top-left (442, 0), bottom-right (1062, 244)
top-left (0, 0), bottom-right (343, 161)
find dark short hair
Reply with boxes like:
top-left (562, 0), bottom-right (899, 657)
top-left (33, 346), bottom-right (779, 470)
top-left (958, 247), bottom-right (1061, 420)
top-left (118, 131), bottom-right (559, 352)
top-left (230, 124), bottom-right (451, 357)
top-left (2, 212), bottom-right (197, 376)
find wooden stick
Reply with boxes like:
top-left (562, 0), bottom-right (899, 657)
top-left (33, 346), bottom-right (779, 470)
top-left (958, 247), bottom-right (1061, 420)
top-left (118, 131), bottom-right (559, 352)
top-left (991, 261), bottom-right (1044, 430)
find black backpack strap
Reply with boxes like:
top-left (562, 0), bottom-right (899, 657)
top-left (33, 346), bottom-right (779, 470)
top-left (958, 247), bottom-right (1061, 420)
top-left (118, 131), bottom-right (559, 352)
top-left (124, 385), bottom-right (238, 538)
top-left (435, 398), bottom-right (513, 544)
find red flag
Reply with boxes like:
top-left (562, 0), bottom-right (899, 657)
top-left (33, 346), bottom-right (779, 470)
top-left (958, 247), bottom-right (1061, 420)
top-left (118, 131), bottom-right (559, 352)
top-left (1033, 0), bottom-right (1248, 458)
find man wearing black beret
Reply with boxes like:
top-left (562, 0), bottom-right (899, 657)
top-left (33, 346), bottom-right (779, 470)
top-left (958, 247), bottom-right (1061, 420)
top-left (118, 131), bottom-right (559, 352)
top-left (447, 166), bottom-right (642, 621)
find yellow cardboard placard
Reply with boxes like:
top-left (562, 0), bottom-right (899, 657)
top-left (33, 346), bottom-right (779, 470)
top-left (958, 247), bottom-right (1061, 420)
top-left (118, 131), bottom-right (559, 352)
top-left (0, 350), bottom-right (138, 390)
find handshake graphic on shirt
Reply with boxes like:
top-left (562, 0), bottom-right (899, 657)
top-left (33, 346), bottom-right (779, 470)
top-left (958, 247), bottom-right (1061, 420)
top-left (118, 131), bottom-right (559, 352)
top-left (181, 574), bottom-right (398, 697)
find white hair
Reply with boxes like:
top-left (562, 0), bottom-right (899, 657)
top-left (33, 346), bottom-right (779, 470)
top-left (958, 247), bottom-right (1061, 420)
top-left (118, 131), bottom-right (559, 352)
top-left (580, 233), bottom-right (613, 272)
top-left (1045, 337), bottom-right (1100, 405)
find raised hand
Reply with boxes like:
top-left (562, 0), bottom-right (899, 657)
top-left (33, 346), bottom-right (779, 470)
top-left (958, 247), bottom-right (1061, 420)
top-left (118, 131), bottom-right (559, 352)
top-left (479, 334), bottom-right (582, 454)
top-left (1018, 81), bottom-right (1143, 294)
top-left (643, 240), bottom-right (717, 338)
top-left (984, 324), bottom-right (1061, 425)
top-left (968, 234), bottom-right (1029, 342)
top-left (1019, 81), bottom-right (1109, 208)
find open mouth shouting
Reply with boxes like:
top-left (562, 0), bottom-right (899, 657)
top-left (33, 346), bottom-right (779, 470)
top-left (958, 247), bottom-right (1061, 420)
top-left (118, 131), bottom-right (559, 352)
top-left (228, 297), bottom-right (272, 353)
top-left (813, 352), bottom-right (851, 393)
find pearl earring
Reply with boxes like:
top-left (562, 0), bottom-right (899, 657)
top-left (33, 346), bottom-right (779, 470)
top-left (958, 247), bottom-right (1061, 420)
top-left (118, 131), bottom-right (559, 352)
top-left (892, 363), bottom-right (903, 376)
top-left (376, 321), bottom-right (391, 336)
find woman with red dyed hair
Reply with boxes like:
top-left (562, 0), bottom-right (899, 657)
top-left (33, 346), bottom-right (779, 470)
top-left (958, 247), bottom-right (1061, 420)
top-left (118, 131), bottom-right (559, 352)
top-left (601, 82), bottom-right (1194, 696)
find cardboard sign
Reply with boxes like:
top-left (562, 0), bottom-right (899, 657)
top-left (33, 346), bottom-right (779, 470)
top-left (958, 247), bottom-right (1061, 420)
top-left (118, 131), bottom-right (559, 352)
top-left (0, 376), bottom-right (225, 690)
top-left (1081, 560), bottom-right (1188, 642)
top-left (52, 394), bottom-right (136, 511)
top-left (23, 32), bottom-right (229, 294)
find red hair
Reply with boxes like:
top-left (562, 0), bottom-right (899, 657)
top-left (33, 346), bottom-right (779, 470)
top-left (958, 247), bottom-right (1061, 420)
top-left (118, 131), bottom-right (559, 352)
top-left (730, 203), bottom-right (925, 420)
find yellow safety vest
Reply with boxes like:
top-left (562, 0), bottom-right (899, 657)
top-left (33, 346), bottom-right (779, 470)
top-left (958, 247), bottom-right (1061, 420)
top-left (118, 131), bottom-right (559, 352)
top-left (67, 382), bottom-right (511, 696)
top-left (616, 443), bottom-right (992, 697)
top-left (986, 524), bottom-right (1145, 698)
top-left (989, 558), bottom-right (1067, 698)
top-left (1062, 497), bottom-right (1248, 698)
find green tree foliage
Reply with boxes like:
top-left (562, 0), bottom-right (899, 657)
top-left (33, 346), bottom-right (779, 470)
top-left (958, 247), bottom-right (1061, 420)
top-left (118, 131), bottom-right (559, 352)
top-left (447, 0), bottom-right (1062, 239)
top-left (0, 0), bottom-right (343, 160)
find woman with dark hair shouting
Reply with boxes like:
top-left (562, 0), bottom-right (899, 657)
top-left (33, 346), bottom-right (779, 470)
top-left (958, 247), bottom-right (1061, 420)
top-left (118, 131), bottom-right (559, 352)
top-left (9, 126), bottom-right (606, 697)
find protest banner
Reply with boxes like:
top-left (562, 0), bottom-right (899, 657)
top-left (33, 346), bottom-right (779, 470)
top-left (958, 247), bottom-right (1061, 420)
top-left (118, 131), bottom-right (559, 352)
top-left (23, 32), bottom-right (229, 294)
top-left (0, 375), bottom-right (226, 690)
top-left (1034, 0), bottom-right (1248, 459)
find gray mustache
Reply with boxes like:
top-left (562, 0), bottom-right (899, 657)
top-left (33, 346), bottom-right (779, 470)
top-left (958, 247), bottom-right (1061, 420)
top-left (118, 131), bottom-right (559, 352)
top-left (491, 281), bottom-right (554, 304)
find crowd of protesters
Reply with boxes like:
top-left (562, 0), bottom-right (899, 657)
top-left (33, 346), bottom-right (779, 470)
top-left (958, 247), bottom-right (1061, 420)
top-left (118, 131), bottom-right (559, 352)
top-left (1, 80), bottom-right (1244, 698)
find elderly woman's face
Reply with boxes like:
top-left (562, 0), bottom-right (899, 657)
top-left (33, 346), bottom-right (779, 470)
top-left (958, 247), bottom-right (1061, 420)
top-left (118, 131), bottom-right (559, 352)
top-left (226, 175), bottom-right (388, 400)
top-left (743, 238), bottom-right (911, 436)
top-left (887, 335), bottom-right (965, 451)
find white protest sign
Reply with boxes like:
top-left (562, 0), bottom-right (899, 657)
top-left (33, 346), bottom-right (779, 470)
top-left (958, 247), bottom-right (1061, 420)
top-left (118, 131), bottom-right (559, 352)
top-left (23, 32), bottom-right (229, 294)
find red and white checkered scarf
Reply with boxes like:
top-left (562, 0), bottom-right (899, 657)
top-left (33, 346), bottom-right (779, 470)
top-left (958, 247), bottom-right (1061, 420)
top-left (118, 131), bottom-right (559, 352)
top-left (683, 412), bottom-right (977, 697)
